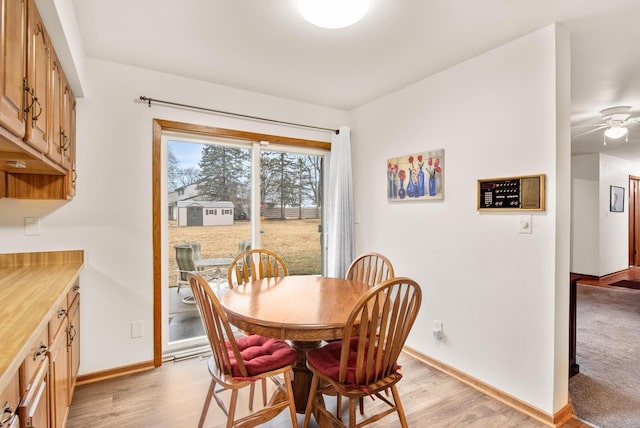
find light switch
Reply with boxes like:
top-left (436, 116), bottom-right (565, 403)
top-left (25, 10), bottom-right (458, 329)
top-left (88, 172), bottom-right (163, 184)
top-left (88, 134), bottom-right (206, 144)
top-left (432, 320), bottom-right (443, 341)
top-left (518, 215), bottom-right (532, 234)
top-left (24, 217), bottom-right (40, 236)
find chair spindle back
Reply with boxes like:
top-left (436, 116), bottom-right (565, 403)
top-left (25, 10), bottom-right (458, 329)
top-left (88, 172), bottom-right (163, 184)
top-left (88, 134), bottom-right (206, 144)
top-left (339, 277), bottom-right (421, 386)
top-left (188, 273), bottom-right (248, 378)
top-left (345, 252), bottom-right (395, 286)
top-left (227, 249), bottom-right (288, 288)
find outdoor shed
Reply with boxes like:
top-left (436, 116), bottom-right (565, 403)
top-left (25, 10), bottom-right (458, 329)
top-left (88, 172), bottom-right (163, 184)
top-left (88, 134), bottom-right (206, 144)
top-left (176, 201), bottom-right (234, 226)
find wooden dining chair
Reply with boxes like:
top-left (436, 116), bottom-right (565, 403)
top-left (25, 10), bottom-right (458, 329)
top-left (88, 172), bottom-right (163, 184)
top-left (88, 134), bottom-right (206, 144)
top-left (226, 248), bottom-right (288, 404)
top-left (227, 248), bottom-right (288, 288)
top-left (340, 252), bottom-right (395, 416)
top-left (188, 273), bottom-right (299, 428)
top-left (345, 252), bottom-right (395, 286)
top-left (302, 277), bottom-right (422, 428)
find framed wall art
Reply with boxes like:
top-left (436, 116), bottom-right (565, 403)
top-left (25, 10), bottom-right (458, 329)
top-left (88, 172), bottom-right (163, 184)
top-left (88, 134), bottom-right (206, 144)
top-left (610, 185), bottom-right (624, 212)
top-left (387, 149), bottom-right (444, 201)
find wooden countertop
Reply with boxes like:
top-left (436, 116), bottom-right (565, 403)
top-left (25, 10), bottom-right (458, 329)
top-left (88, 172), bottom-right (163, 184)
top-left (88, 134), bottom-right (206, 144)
top-left (0, 250), bottom-right (84, 393)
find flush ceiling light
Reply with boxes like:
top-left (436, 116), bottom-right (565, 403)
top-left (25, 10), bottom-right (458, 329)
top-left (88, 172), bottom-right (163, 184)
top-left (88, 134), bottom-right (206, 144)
top-left (298, 0), bottom-right (369, 29)
top-left (604, 125), bottom-right (628, 140)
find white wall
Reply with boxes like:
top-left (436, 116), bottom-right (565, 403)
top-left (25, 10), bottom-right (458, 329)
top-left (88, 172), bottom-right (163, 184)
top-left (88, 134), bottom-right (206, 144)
top-left (572, 153), bottom-right (640, 276)
top-left (0, 58), bottom-right (347, 374)
top-left (348, 25), bottom-right (570, 415)
top-left (571, 154), bottom-right (600, 275)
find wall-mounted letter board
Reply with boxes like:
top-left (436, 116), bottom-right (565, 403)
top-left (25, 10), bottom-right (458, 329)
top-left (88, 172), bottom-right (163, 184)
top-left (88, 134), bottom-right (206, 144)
top-left (477, 174), bottom-right (545, 212)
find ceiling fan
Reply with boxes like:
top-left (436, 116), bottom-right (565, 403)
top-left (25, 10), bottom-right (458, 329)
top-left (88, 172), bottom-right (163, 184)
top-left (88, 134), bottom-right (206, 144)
top-left (573, 106), bottom-right (640, 144)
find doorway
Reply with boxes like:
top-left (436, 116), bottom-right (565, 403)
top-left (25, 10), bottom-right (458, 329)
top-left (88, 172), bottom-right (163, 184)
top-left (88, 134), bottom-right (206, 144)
top-left (629, 175), bottom-right (640, 266)
top-left (186, 206), bottom-right (203, 226)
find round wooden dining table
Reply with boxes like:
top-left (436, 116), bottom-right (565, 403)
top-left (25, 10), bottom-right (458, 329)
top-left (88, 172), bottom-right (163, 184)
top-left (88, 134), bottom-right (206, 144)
top-left (220, 275), bottom-right (373, 414)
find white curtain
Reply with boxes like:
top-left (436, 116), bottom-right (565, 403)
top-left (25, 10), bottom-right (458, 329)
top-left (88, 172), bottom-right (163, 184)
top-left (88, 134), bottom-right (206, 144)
top-left (326, 126), bottom-right (354, 278)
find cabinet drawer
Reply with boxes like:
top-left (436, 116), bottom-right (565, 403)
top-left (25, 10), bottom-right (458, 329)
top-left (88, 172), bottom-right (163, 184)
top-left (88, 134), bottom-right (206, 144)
top-left (0, 370), bottom-right (20, 428)
top-left (48, 301), bottom-right (68, 344)
top-left (67, 281), bottom-right (80, 307)
top-left (21, 327), bottom-right (48, 393)
top-left (17, 357), bottom-right (48, 428)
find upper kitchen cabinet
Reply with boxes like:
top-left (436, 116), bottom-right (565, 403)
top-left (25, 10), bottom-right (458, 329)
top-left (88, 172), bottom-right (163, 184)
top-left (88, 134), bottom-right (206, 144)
top-left (50, 57), bottom-right (75, 172)
top-left (61, 78), bottom-right (75, 171)
top-left (48, 50), bottom-right (63, 165)
top-left (0, 0), bottom-right (78, 199)
top-left (0, 0), bottom-right (27, 138)
top-left (63, 82), bottom-right (76, 198)
top-left (24, 0), bottom-right (51, 154)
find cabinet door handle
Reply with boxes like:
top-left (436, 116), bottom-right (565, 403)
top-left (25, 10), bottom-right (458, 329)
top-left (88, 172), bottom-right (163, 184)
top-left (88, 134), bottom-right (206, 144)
top-left (23, 79), bottom-right (36, 119)
top-left (33, 343), bottom-right (48, 361)
top-left (61, 131), bottom-right (70, 151)
top-left (72, 284), bottom-right (80, 293)
top-left (31, 96), bottom-right (43, 122)
top-left (67, 324), bottom-right (76, 348)
top-left (57, 308), bottom-right (67, 318)
top-left (0, 401), bottom-right (15, 427)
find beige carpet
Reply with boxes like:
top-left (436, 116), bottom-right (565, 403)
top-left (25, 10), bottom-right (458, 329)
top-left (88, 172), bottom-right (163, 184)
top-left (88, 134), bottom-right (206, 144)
top-left (569, 284), bottom-right (640, 427)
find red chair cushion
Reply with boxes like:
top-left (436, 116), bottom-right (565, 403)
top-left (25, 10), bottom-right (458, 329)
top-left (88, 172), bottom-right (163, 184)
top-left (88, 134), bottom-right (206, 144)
top-left (227, 335), bottom-right (297, 377)
top-left (307, 337), bottom-right (399, 386)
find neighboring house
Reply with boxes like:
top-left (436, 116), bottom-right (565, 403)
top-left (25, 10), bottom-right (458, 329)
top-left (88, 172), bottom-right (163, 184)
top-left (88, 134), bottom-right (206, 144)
top-left (169, 182), bottom-right (249, 221)
top-left (176, 201), bottom-right (234, 226)
top-left (168, 183), bottom-right (201, 221)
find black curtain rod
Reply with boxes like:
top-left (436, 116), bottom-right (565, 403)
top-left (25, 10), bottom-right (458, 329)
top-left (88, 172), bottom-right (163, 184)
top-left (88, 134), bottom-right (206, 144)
top-left (139, 96), bottom-right (339, 134)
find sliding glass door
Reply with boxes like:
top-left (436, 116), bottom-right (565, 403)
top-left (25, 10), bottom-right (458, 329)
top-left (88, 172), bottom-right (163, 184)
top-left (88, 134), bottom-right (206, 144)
top-left (259, 148), bottom-right (324, 274)
top-left (164, 135), bottom-right (326, 353)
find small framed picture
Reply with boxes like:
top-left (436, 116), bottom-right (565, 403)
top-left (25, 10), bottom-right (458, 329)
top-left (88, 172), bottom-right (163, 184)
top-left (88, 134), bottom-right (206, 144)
top-left (610, 186), bottom-right (625, 212)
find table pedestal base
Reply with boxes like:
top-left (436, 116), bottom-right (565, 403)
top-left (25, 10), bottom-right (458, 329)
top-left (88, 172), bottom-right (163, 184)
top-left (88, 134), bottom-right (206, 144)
top-left (290, 340), bottom-right (321, 413)
top-left (290, 340), bottom-right (333, 428)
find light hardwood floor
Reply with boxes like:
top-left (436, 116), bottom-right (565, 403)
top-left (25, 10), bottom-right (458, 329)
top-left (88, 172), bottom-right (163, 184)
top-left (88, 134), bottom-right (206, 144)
top-left (67, 352), bottom-right (591, 427)
top-left (576, 266), bottom-right (640, 287)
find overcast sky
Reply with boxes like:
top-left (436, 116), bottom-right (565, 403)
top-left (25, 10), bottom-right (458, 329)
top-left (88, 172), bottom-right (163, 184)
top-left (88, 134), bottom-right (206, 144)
top-left (168, 140), bottom-right (203, 170)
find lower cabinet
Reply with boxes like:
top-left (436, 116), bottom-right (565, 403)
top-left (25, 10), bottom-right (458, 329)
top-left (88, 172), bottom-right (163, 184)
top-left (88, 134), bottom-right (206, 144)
top-left (67, 295), bottom-right (79, 400)
top-left (1, 372), bottom-right (20, 428)
top-left (47, 284), bottom-right (79, 428)
top-left (8, 280), bottom-right (80, 428)
top-left (18, 325), bottom-right (49, 428)
top-left (18, 359), bottom-right (50, 428)
top-left (48, 325), bottom-right (68, 428)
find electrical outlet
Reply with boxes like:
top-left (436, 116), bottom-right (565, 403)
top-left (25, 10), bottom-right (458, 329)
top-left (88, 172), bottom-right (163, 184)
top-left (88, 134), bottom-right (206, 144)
top-left (24, 217), bottom-right (40, 236)
top-left (131, 321), bottom-right (144, 338)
